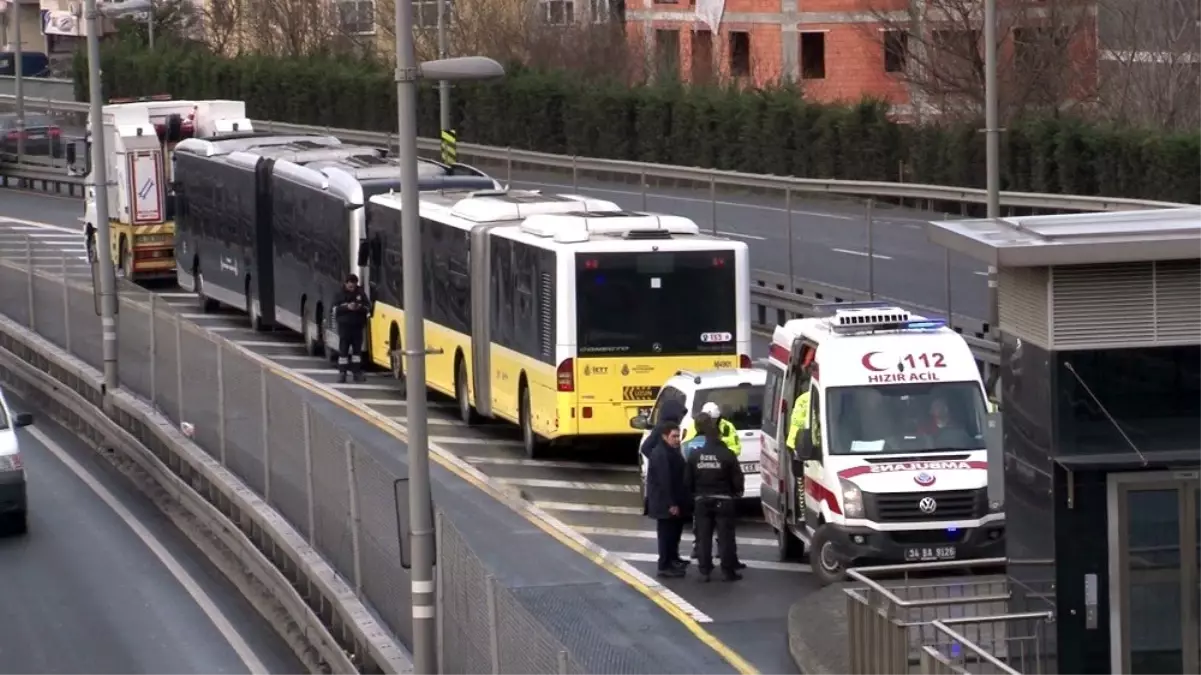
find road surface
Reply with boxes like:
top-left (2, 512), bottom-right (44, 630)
top-left (0, 391), bottom-right (304, 673)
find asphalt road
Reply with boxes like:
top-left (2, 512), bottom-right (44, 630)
top-left (2, 143), bottom-right (990, 320)
top-left (0, 391), bottom-right (304, 674)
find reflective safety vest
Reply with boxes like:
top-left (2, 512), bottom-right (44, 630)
top-left (786, 391), bottom-right (814, 450)
top-left (682, 418), bottom-right (741, 456)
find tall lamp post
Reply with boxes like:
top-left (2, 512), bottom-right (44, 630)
top-left (983, 0), bottom-right (1001, 394)
top-left (393, 0), bottom-right (503, 667)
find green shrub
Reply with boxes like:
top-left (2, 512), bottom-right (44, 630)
top-left (77, 43), bottom-right (1200, 204)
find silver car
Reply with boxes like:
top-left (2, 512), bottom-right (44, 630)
top-left (0, 388), bottom-right (34, 535)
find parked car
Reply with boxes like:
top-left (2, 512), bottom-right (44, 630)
top-left (0, 112), bottom-right (64, 160)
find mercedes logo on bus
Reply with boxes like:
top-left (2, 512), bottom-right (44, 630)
top-left (918, 497), bottom-right (938, 514)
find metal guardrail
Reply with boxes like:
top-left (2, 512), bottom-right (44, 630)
top-left (844, 559), bottom-right (1055, 675)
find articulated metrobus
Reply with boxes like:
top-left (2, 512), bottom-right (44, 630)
top-left (363, 189), bottom-right (751, 457)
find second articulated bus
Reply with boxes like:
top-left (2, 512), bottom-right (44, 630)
top-left (363, 189), bottom-right (751, 457)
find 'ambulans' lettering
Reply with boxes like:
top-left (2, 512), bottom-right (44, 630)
top-left (867, 371), bottom-right (941, 383)
top-left (871, 461), bottom-right (972, 473)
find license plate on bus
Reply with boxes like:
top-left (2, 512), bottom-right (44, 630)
top-left (741, 462), bottom-right (759, 474)
top-left (904, 546), bottom-right (957, 562)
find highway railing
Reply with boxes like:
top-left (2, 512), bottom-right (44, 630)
top-left (844, 559), bottom-right (1056, 675)
top-left (0, 244), bottom-right (589, 674)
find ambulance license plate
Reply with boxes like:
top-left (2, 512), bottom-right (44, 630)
top-left (741, 462), bottom-right (759, 474)
top-left (904, 546), bottom-right (957, 562)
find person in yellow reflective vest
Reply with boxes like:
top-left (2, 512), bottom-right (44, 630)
top-left (786, 390), bottom-right (811, 452)
top-left (682, 401), bottom-right (741, 456)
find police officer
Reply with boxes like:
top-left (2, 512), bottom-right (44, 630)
top-left (335, 274), bottom-right (370, 384)
top-left (685, 413), bottom-right (744, 582)
top-left (683, 401), bottom-right (741, 456)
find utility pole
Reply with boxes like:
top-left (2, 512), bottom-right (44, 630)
top-left (13, 0), bottom-right (24, 161)
top-left (147, 1), bottom-right (154, 49)
top-left (86, 0), bottom-right (120, 391)
top-left (394, 0), bottom-right (436, 670)
top-left (436, 0), bottom-right (450, 132)
top-left (984, 0), bottom-right (1000, 345)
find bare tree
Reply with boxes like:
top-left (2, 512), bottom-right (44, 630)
top-left (861, 0), bottom-right (1095, 120)
top-left (244, 0), bottom-right (363, 57)
top-left (198, 0), bottom-right (244, 55)
top-left (1092, 0), bottom-right (1201, 130)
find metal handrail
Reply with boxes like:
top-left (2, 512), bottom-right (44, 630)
top-left (927, 619), bottom-right (1026, 675)
top-left (0, 93), bottom-right (1192, 213)
top-left (846, 557), bottom-right (1010, 608)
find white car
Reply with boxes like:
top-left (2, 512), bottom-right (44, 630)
top-left (633, 368), bottom-right (767, 502)
top-left (0, 388), bottom-right (33, 535)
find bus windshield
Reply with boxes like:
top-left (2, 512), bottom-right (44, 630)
top-left (825, 381), bottom-right (987, 455)
top-left (575, 250), bottom-right (737, 357)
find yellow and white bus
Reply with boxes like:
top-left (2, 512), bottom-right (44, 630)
top-left (363, 189), bottom-right (751, 457)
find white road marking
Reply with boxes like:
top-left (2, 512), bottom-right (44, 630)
top-left (716, 230), bottom-right (766, 241)
top-left (830, 247), bottom-right (894, 260)
top-left (974, 271), bottom-right (989, 277)
top-left (178, 313), bottom-right (214, 319)
top-left (515, 180), bottom-right (859, 220)
top-left (574, 525), bottom-right (778, 548)
top-left (429, 435), bottom-right (524, 448)
top-left (494, 477), bottom-right (640, 493)
top-left (267, 354), bottom-right (317, 362)
top-left (327, 383), bottom-right (398, 392)
top-left (158, 292), bottom-right (198, 300)
top-left (0, 218), bottom-right (82, 234)
top-left (27, 425), bottom-right (271, 674)
top-left (616, 551), bottom-right (810, 573)
top-left (292, 368), bottom-right (341, 375)
top-left (462, 456), bottom-right (639, 473)
top-left (202, 326), bottom-right (242, 333)
top-left (233, 340), bottom-right (306, 349)
top-left (531, 501), bottom-right (643, 515)
top-left (389, 416), bottom-right (457, 427)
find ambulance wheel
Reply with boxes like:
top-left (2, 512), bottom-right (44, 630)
top-left (455, 357), bottom-right (478, 425)
top-left (519, 384), bottom-right (542, 459)
top-left (810, 525), bottom-right (847, 585)
top-left (777, 519), bottom-right (804, 562)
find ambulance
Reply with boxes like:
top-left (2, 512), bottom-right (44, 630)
top-left (758, 302), bottom-right (1004, 584)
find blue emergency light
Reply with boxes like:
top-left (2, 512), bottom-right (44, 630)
top-left (903, 319), bottom-right (947, 331)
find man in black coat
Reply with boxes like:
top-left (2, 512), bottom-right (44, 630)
top-left (645, 421), bottom-right (691, 578)
top-left (641, 399), bottom-right (686, 461)
top-left (334, 274), bottom-right (370, 384)
top-left (685, 414), bottom-right (744, 582)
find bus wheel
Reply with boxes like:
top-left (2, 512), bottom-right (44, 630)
top-left (195, 273), bottom-right (217, 313)
top-left (455, 357), bottom-right (478, 425)
top-left (519, 384), bottom-right (541, 459)
top-left (810, 525), bottom-right (847, 585)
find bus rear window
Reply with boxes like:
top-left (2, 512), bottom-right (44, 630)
top-left (576, 251), bottom-right (736, 357)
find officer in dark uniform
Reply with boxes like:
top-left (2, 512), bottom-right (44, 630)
top-left (334, 274), bottom-right (370, 384)
top-left (684, 413), bottom-right (744, 582)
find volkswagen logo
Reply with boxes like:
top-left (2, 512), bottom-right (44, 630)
top-left (918, 497), bottom-right (938, 514)
top-left (914, 472), bottom-right (936, 487)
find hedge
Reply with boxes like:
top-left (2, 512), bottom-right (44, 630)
top-left (77, 42), bottom-right (1201, 204)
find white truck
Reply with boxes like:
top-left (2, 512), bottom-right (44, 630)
top-left (77, 96), bottom-right (253, 282)
top-left (758, 303), bottom-right (1003, 584)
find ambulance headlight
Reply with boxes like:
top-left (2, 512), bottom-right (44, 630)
top-left (840, 478), bottom-right (864, 518)
top-left (989, 499), bottom-right (1004, 513)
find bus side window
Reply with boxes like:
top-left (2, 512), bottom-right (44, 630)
top-left (762, 368), bottom-right (782, 438)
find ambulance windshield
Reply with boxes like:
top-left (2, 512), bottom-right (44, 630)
top-left (825, 381), bottom-right (987, 455)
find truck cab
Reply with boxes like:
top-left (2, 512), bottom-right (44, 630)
top-left (759, 303), bottom-right (1004, 584)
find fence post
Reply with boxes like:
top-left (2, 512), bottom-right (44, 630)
top-left (866, 198), bottom-right (876, 299)
top-left (303, 402), bottom-right (315, 545)
top-left (557, 650), bottom-right (569, 674)
top-left (216, 342), bottom-right (226, 465)
top-left (25, 236), bottom-right (35, 330)
top-left (61, 252), bottom-right (71, 352)
top-left (486, 574), bottom-right (500, 674)
top-left (944, 248), bottom-right (953, 329)
top-left (261, 364), bottom-right (271, 503)
top-left (571, 155), bottom-right (578, 191)
top-left (174, 317), bottom-right (183, 423)
top-left (344, 439), bottom-right (363, 595)
top-left (709, 175), bottom-right (717, 235)
top-left (640, 170), bottom-right (648, 210)
top-left (149, 294), bottom-right (157, 406)
top-left (505, 147), bottom-right (512, 184)
top-left (435, 509), bottom-right (445, 675)
top-left (786, 187), bottom-right (795, 281)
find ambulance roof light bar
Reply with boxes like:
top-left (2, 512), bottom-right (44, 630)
top-left (828, 306), bottom-right (913, 334)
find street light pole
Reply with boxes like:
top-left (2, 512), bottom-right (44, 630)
top-left (984, 0), bottom-right (1000, 342)
top-left (147, 1), bottom-right (154, 48)
top-left (394, 0), bottom-right (437, 671)
top-left (86, 0), bottom-right (120, 391)
top-left (436, 0), bottom-right (450, 132)
top-left (12, 0), bottom-right (24, 161)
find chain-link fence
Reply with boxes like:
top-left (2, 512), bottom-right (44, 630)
top-left (0, 240), bottom-right (584, 674)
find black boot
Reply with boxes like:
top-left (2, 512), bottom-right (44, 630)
top-left (338, 371), bottom-right (348, 384)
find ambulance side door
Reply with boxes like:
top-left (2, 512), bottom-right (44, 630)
top-left (804, 380), bottom-right (825, 531)
top-left (785, 339), bottom-right (817, 522)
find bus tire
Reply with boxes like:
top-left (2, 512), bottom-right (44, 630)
top-left (455, 357), bottom-right (478, 425)
top-left (519, 383), bottom-right (542, 459)
top-left (810, 525), bottom-right (847, 586)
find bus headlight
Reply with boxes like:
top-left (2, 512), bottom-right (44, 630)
top-left (840, 478), bottom-right (864, 518)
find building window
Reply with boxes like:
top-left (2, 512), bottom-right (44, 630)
top-left (692, 29), bottom-right (714, 83)
top-left (799, 31), bottom-right (826, 79)
top-left (541, 0), bottom-right (575, 24)
top-left (589, 0), bottom-right (610, 22)
top-left (413, 0), bottom-right (445, 28)
top-left (883, 29), bottom-right (908, 73)
top-left (655, 28), bottom-right (680, 76)
top-left (338, 0), bottom-right (375, 35)
top-left (729, 30), bottom-right (751, 77)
